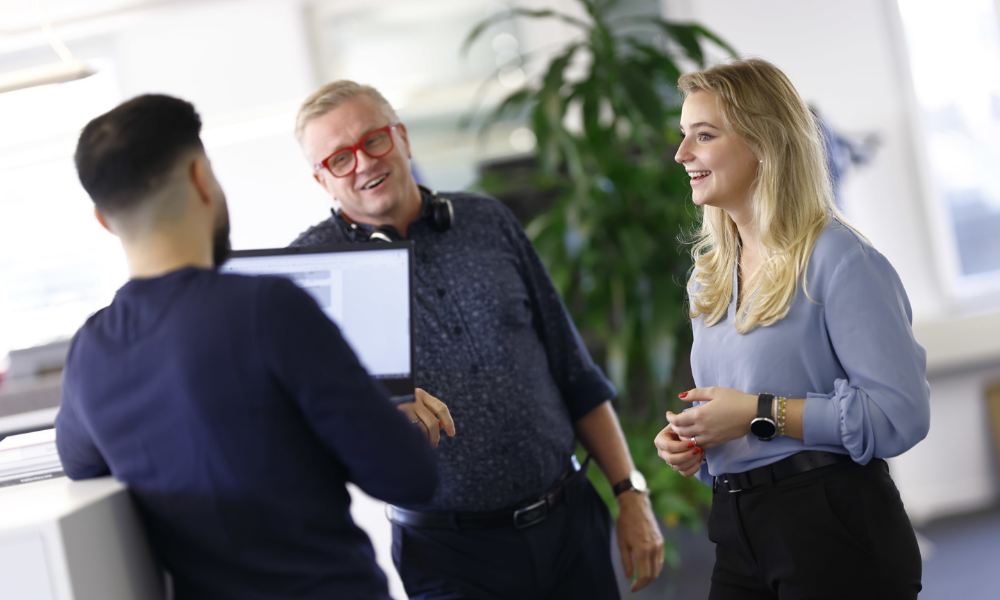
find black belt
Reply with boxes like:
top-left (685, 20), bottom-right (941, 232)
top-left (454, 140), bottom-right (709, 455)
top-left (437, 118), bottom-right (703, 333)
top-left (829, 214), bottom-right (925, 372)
top-left (387, 456), bottom-right (590, 530)
top-left (714, 451), bottom-right (854, 494)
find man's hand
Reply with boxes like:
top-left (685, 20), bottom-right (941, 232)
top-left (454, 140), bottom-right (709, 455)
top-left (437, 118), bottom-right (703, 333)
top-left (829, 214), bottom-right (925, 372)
top-left (396, 388), bottom-right (456, 449)
top-left (572, 401), bottom-right (665, 590)
top-left (616, 491), bottom-right (665, 593)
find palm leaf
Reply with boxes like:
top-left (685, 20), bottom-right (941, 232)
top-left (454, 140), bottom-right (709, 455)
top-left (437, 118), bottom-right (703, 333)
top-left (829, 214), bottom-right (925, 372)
top-left (657, 22), bottom-right (704, 67)
top-left (617, 60), bottom-right (666, 131)
top-left (626, 40), bottom-right (682, 84)
top-left (690, 24), bottom-right (739, 58)
top-left (475, 89), bottom-right (532, 142)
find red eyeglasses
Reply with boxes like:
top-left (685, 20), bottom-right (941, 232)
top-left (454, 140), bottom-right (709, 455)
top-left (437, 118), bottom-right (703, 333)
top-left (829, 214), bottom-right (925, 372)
top-left (315, 122), bottom-right (400, 178)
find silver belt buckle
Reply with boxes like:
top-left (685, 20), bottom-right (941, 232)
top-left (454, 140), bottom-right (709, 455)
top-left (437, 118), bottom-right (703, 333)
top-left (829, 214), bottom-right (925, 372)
top-left (723, 475), bottom-right (741, 493)
top-left (513, 499), bottom-right (548, 529)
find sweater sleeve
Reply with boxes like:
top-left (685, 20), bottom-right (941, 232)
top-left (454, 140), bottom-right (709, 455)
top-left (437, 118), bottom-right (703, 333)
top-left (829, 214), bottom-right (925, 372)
top-left (258, 278), bottom-right (438, 504)
top-left (802, 245), bottom-right (931, 463)
top-left (55, 337), bottom-right (112, 480)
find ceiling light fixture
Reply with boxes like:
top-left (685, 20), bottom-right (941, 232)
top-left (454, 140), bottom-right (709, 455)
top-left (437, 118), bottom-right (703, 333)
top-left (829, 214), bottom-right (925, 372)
top-left (0, 0), bottom-right (96, 95)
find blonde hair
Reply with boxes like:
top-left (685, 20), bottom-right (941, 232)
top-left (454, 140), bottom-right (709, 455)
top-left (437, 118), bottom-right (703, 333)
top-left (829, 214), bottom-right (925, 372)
top-left (679, 58), bottom-right (862, 333)
top-left (294, 80), bottom-right (399, 146)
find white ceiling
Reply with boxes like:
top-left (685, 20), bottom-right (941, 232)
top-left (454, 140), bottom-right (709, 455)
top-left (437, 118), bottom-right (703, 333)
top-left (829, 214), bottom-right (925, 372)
top-left (0, 0), bottom-right (213, 35)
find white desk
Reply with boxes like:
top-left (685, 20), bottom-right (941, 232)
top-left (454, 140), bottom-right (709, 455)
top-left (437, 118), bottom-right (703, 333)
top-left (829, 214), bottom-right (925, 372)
top-left (0, 477), bottom-right (164, 600)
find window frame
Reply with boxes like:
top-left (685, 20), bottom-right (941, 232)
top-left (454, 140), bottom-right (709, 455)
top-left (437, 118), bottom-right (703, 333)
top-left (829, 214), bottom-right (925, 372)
top-left (887, 0), bottom-right (1000, 310)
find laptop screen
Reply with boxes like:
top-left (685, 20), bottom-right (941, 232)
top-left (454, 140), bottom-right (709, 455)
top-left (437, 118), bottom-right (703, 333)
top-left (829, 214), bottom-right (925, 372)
top-left (221, 242), bottom-right (414, 397)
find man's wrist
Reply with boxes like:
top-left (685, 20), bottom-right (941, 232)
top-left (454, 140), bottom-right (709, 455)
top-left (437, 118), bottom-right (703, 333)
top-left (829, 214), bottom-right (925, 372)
top-left (616, 488), bottom-right (647, 505)
top-left (612, 469), bottom-right (648, 499)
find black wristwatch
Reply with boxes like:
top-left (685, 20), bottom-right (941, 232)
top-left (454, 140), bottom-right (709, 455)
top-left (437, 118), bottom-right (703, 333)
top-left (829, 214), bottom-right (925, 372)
top-left (750, 393), bottom-right (777, 441)
top-left (612, 470), bottom-right (648, 496)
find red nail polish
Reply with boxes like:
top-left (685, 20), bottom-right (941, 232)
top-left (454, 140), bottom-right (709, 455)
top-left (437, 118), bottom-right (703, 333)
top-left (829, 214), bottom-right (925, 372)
top-left (693, 448), bottom-right (701, 455)
top-left (679, 392), bottom-right (688, 398)
top-left (686, 442), bottom-right (694, 448)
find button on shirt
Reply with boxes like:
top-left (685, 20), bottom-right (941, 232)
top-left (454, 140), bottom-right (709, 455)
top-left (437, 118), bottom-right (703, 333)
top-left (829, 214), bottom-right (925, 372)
top-left (292, 190), bottom-right (615, 511)
top-left (689, 219), bottom-right (931, 486)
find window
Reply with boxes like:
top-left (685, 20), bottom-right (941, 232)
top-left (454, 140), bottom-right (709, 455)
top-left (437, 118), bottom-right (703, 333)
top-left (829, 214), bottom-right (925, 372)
top-left (897, 0), bottom-right (1000, 294)
top-left (0, 58), bottom-right (125, 359)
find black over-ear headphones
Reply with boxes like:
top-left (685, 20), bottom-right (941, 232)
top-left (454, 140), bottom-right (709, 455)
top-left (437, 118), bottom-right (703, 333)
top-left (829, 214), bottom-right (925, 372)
top-left (336, 185), bottom-right (453, 243)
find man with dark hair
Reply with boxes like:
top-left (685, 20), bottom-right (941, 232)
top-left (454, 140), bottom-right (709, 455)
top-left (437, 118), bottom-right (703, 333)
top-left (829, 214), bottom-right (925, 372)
top-left (291, 81), bottom-right (664, 599)
top-left (56, 94), bottom-right (447, 600)
top-left (72, 94), bottom-right (235, 267)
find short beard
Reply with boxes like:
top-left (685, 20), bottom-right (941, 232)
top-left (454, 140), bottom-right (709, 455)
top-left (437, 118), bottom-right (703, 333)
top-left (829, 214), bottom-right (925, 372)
top-left (212, 200), bottom-right (232, 268)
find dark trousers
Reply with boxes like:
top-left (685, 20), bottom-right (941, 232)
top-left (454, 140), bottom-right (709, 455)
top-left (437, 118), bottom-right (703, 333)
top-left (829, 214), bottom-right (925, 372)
top-left (708, 458), bottom-right (922, 600)
top-left (391, 477), bottom-right (619, 600)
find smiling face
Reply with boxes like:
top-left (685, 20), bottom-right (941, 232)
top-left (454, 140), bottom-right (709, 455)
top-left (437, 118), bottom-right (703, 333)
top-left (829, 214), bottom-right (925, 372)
top-left (675, 91), bottom-right (760, 218)
top-left (302, 93), bottom-right (419, 227)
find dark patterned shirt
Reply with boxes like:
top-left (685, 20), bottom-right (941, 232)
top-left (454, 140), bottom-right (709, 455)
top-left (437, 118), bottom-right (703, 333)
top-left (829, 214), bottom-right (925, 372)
top-left (291, 189), bottom-right (615, 511)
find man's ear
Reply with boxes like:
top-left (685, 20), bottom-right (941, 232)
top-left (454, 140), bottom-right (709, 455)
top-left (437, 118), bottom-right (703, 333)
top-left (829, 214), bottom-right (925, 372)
top-left (190, 155), bottom-right (214, 206)
top-left (312, 167), bottom-right (338, 203)
top-left (94, 206), bottom-right (117, 236)
top-left (397, 123), bottom-right (412, 159)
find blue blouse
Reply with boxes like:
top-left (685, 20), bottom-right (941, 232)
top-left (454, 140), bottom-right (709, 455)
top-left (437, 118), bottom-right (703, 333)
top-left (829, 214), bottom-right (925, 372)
top-left (689, 219), bottom-right (930, 486)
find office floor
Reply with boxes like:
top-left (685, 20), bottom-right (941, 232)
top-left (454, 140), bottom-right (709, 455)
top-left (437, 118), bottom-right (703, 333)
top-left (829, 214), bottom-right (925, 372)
top-left (613, 504), bottom-right (1000, 599)
top-left (917, 505), bottom-right (1000, 600)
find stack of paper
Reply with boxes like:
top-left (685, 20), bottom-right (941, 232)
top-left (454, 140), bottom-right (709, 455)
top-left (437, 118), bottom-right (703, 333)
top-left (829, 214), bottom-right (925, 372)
top-left (0, 429), bottom-right (64, 488)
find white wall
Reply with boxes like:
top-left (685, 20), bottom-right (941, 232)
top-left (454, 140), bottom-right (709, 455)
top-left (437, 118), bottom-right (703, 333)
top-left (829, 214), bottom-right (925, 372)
top-left (892, 367), bottom-right (1000, 521)
top-left (663, 0), bottom-right (1000, 521)
top-left (110, 0), bottom-right (332, 249)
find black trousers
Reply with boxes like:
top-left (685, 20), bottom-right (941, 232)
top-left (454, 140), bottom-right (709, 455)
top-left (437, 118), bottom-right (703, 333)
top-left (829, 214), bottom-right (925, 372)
top-left (708, 458), bottom-right (922, 600)
top-left (391, 477), bottom-right (619, 600)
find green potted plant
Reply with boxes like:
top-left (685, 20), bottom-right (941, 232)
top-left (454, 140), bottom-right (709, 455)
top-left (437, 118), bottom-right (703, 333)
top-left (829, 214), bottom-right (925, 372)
top-left (463, 0), bottom-right (737, 564)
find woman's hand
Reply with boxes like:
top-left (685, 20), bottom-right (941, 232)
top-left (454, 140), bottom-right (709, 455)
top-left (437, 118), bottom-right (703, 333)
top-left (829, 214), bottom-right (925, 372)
top-left (665, 387), bottom-right (757, 450)
top-left (653, 423), bottom-right (703, 477)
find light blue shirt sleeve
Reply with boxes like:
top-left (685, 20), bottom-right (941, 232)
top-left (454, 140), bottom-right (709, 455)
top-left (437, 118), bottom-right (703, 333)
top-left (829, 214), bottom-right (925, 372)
top-left (695, 456), bottom-right (713, 487)
top-left (802, 245), bottom-right (931, 463)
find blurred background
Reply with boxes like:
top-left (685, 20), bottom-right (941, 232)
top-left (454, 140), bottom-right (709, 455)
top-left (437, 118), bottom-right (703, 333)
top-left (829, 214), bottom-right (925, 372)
top-left (1, 0), bottom-right (999, 598)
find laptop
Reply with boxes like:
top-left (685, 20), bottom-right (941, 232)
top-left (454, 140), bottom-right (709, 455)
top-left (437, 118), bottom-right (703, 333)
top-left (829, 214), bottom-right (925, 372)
top-left (221, 242), bottom-right (415, 399)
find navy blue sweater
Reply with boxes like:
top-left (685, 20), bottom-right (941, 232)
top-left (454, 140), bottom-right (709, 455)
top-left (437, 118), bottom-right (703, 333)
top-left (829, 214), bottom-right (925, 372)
top-left (55, 267), bottom-right (437, 600)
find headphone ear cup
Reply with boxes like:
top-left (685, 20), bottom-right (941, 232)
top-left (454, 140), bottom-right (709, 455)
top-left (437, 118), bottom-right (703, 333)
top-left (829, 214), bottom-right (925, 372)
top-left (369, 225), bottom-right (404, 243)
top-left (430, 197), bottom-right (453, 232)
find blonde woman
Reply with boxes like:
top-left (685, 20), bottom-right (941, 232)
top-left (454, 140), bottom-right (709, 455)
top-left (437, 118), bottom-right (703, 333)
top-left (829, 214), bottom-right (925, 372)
top-left (654, 59), bottom-right (928, 599)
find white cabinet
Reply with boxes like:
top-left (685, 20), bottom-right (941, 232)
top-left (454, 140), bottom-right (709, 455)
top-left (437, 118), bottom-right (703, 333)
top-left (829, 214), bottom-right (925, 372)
top-left (0, 477), bottom-right (163, 600)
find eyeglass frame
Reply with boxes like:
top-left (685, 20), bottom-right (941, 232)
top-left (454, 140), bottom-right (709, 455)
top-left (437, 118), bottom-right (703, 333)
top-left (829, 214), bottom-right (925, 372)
top-left (313, 122), bottom-right (401, 178)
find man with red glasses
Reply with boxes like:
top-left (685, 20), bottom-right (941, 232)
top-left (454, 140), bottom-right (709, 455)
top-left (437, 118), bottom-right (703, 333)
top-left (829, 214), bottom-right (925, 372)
top-left (290, 81), bottom-right (664, 599)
